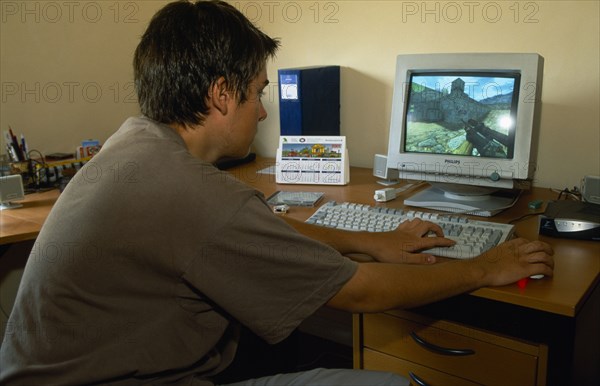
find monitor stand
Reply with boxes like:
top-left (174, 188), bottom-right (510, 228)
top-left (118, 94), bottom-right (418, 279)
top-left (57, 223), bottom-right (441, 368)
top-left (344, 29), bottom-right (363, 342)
top-left (404, 182), bottom-right (520, 217)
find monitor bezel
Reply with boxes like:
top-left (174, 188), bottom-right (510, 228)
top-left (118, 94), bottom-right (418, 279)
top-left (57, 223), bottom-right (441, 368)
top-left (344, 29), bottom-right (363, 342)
top-left (386, 53), bottom-right (544, 187)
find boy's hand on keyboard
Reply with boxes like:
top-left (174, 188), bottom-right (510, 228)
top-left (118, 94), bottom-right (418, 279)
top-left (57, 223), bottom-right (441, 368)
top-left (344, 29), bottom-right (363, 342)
top-left (474, 238), bottom-right (554, 286)
top-left (371, 218), bottom-right (456, 265)
top-left (396, 217), bottom-right (443, 236)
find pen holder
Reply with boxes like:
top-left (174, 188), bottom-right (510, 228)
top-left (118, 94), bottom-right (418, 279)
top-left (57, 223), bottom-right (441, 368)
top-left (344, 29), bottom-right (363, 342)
top-left (9, 161), bottom-right (35, 188)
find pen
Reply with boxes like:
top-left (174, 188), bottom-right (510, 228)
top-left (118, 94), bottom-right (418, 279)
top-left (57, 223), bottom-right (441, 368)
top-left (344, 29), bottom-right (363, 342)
top-left (4, 131), bottom-right (19, 162)
top-left (8, 126), bottom-right (24, 161)
top-left (20, 134), bottom-right (28, 159)
top-left (6, 143), bottom-right (18, 162)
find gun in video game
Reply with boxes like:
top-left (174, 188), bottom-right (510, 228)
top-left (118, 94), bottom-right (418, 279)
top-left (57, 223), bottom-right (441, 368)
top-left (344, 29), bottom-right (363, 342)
top-left (463, 119), bottom-right (509, 158)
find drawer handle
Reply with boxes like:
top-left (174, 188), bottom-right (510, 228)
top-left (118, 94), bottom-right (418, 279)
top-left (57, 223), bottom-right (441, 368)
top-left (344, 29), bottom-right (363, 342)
top-left (409, 331), bottom-right (475, 356)
top-left (409, 371), bottom-right (430, 386)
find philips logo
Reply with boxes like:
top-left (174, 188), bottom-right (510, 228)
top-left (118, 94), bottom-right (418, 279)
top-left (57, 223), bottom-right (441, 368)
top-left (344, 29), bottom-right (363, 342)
top-left (444, 159), bottom-right (460, 164)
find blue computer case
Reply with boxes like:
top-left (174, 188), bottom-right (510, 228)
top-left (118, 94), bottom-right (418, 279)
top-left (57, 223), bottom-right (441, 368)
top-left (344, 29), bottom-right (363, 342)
top-left (278, 66), bottom-right (340, 136)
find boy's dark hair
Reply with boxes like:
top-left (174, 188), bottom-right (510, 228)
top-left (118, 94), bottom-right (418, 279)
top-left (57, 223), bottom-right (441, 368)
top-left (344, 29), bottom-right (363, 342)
top-left (134, 0), bottom-right (280, 126)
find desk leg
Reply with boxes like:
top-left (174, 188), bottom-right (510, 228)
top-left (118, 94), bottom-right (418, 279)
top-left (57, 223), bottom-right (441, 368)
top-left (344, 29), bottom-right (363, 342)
top-left (352, 313), bottom-right (363, 369)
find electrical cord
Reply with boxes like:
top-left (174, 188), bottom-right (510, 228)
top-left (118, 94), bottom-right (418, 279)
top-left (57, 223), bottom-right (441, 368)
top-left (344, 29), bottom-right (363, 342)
top-left (551, 186), bottom-right (582, 201)
top-left (508, 185), bottom-right (583, 224)
top-left (508, 211), bottom-right (545, 225)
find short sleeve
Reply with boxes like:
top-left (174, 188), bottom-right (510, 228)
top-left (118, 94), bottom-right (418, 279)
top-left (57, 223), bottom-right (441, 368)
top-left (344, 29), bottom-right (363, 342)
top-left (182, 194), bottom-right (358, 344)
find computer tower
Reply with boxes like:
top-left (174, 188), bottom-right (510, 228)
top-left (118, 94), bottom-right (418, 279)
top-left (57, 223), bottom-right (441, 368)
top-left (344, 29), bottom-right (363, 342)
top-left (278, 66), bottom-right (340, 136)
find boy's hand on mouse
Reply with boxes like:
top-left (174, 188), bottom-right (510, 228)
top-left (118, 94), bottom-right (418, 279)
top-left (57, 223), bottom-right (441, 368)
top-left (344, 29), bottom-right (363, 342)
top-left (473, 238), bottom-right (554, 286)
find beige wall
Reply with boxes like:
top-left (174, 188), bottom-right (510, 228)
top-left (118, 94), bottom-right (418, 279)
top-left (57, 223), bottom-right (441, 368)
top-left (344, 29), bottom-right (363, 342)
top-left (1, 1), bottom-right (598, 189)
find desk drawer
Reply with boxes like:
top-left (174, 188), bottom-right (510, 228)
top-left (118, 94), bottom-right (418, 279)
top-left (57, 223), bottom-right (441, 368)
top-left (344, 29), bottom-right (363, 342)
top-left (363, 312), bottom-right (541, 385)
top-left (364, 348), bottom-right (480, 386)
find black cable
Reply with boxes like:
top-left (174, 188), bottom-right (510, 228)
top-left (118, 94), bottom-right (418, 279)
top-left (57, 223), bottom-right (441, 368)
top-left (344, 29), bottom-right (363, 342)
top-left (553, 187), bottom-right (582, 201)
top-left (25, 149), bottom-right (48, 190)
top-left (508, 212), bottom-right (544, 224)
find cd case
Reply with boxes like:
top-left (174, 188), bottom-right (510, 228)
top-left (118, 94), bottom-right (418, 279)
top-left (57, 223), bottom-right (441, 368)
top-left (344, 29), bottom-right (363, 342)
top-left (266, 191), bottom-right (324, 207)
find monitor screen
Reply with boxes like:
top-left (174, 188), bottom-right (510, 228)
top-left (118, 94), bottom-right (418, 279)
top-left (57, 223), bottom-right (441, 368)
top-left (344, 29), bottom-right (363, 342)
top-left (404, 72), bottom-right (520, 160)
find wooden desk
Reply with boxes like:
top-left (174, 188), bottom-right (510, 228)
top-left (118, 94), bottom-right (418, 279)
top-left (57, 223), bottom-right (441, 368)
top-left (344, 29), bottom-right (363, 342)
top-left (234, 159), bottom-right (599, 315)
top-left (0, 189), bottom-right (60, 245)
top-left (231, 158), bottom-right (599, 386)
top-left (1, 159), bottom-right (598, 385)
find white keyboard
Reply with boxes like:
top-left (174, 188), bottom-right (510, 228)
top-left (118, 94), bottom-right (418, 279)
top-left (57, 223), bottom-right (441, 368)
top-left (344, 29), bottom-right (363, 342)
top-left (305, 201), bottom-right (514, 259)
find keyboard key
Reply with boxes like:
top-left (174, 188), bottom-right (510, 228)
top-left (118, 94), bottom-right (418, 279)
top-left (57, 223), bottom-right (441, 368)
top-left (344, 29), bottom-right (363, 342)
top-left (306, 201), bottom-right (514, 259)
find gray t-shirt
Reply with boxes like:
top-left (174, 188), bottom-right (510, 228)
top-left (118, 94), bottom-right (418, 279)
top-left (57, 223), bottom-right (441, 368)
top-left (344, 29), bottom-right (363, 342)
top-left (0, 117), bottom-right (358, 385)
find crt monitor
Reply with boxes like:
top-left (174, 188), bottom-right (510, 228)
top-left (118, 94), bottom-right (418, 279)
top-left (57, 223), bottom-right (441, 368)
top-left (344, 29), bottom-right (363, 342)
top-left (385, 53), bottom-right (544, 216)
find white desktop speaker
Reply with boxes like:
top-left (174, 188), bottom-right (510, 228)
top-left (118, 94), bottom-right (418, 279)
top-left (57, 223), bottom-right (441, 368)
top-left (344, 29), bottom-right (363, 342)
top-left (373, 154), bottom-right (399, 179)
top-left (0, 174), bottom-right (25, 210)
top-left (582, 175), bottom-right (600, 205)
top-left (373, 154), bottom-right (400, 185)
top-left (373, 154), bottom-right (388, 179)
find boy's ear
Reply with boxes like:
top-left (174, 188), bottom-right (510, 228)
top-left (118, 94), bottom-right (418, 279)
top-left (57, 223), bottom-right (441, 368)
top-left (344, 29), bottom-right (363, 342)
top-left (208, 77), bottom-right (230, 115)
